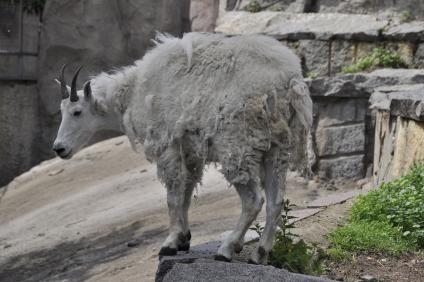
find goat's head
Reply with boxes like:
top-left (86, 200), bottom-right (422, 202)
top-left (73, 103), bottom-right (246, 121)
top-left (53, 65), bottom-right (108, 159)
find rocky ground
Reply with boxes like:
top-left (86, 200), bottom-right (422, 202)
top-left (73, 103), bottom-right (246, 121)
top-left (0, 136), bottom-right (357, 282)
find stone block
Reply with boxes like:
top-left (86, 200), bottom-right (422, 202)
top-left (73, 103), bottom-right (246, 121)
top-left (330, 40), bottom-right (354, 75)
top-left (319, 155), bottom-right (365, 179)
top-left (314, 99), bottom-right (368, 127)
top-left (353, 42), bottom-right (378, 63)
top-left (414, 43), bottom-right (424, 68)
top-left (315, 124), bottom-right (365, 156)
top-left (384, 42), bottom-right (415, 66)
top-left (157, 258), bottom-right (335, 282)
top-left (297, 40), bottom-right (330, 77)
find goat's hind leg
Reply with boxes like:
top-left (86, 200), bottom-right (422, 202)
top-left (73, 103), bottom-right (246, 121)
top-left (215, 180), bottom-right (264, 262)
top-left (250, 149), bottom-right (288, 264)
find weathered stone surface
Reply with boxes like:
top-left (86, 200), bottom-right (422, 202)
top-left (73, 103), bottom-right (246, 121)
top-left (319, 155), bottom-right (365, 179)
top-left (158, 257), bottom-right (335, 282)
top-left (289, 40), bottom-right (330, 76)
top-left (316, 124), bottom-right (365, 156)
top-left (0, 82), bottom-right (40, 186)
top-left (330, 40), bottom-right (354, 75)
top-left (36, 0), bottom-right (190, 160)
top-left (317, 0), bottom-right (424, 21)
top-left (384, 42), bottom-right (415, 65)
top-left (307, 190), bottom-right (362, 208)
top-left (307, 76), bottom-right (369, 98)
top-left (385, 22), bottom-right (424, 42)
top-left (370, 84), bottom-right (424, 111)
top-left (374, 111), bottom-right (424, 185)
top-left (414, 43), bottom-right (424, 68)
top-left (314, 99), bottom-right (368, 127)
top-left (216, 12), bottom-right (388, 41)
top-left (191, 0), bottom-right (220, 32)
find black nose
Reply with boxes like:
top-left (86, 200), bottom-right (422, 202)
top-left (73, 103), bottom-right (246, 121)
top-left (54, 147), bottom-right (66, 155)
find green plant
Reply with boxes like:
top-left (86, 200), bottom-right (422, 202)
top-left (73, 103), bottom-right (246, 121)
top-left (343, 47), bottom-right (407, 74)
top-left (328, 221), bottom-right (414, 257)
top-left (249, 222), bottom-right (264, 237)
top-left (351, 163), bottom-right (424, 247)
top-left (244, 0), bottom-right (262, 13)
top-left (400, 10), bottom-right (414, 23)
top-left (267, 199), bottom-right (325, 275)
top-left (306, 71), bottom-right (319, 79)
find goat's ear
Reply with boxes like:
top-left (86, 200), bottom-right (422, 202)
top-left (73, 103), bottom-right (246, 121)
top-left (83, 81), bottom-right (92, 100)
top-left (94, 99), bottom-right (107, 116)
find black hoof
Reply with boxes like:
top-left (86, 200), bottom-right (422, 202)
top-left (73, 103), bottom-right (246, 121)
top-left (214, 254), bottom-right (232, 262)
top-left (177, 231), bottom-right (191, 252)
top-left (158, 246), bottom-right (177, 256)
top-left (234, 243), bottom-right (243, 254)
top-left (177, 242), bottom-right (190, 251)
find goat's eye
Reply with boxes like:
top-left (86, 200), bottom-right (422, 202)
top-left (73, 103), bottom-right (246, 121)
top-left (73, 111), bottom-right (82, 117)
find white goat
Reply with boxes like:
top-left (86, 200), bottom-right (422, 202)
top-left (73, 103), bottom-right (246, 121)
top-left (53, 32), bottom-right (313, 264)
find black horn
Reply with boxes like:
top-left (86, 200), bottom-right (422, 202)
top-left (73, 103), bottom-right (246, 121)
top-left (70, 66), bottom-right (83, 102)
top-left (60, 64), bottom-right (69, 99)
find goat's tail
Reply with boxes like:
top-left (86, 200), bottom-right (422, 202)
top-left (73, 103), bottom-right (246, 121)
top-left (288, 77), bottom-right (315, 178)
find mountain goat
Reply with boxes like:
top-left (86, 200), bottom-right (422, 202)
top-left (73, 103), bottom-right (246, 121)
top-left (53, 32), bottom-right (313, 264)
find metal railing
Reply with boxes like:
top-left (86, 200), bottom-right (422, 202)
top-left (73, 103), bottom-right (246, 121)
top-left (0, 0), bottom-right (40, 81)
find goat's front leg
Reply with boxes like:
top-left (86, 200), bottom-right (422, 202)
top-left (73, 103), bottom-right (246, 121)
top-left (157, 148), bottom-right (195, 256)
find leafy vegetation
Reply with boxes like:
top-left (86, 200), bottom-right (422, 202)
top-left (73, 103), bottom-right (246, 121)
top-left (251, 200), bottom-right (325, 275)
top-left (400, 10), bottom-right (414, 23)
top-left (343, 48), bottom-right (407, 74)
top-left (328, 163), bottom-right (424, 258)
top-left (306, 71), bottom-right (319, 79)
top-left (328, 221), bottom-right (414, 258)
top-left (351, 163), bottom-right (424, 247)
top-left (244, 0), bottom-right (262, 13)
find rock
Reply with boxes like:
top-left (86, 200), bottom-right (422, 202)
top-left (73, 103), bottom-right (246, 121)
top-left (315, 124), bottom-right (365, 156)
top-left (190, 0), bottom-right (220, 32)
top-left (36, 0), bottom-right (190, 161)
top-left (372, 85), bottom-right (424, 185)
top-left (48, 168), bottom-right (64, 176)
top-left (314, 99), bottom-right (368, 128)
top-left (359, 274), bottom-right (378, 282)
top-left (288, 40), bottom-right (330, 77)
top-left (317, 0), bottom-right (424, 21)
top-left (370, 83), bottom-right (424, 112)
top-left (414, 43), bottom-right (424, 68)
top-left (0, 82), bottom-right (39, 187)
top-left (216, 12), bottom-right (388, 41)
top-left (157, 257), bottom-right (335, 282)
top-left (307, 190), bottom-right (361, 208)
top-left (319, 155), bottom-right (365, 179)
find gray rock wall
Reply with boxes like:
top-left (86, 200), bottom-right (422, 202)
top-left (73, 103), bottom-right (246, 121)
top-left (191, 0), bottom-right (220, 32)
top-left (0, 82), bottom-right (39, 187)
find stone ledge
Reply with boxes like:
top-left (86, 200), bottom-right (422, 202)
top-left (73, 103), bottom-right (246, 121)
top-left (370, 83), bottom-right (424, 121)
top-left (216, 12), bottom-right (424, 43)
top-left (308, 69), bottom-right (424, 98)
top-left (157, 256), bottom-right (334, 282)
top-left (216, 12), bottom-right (387, 41)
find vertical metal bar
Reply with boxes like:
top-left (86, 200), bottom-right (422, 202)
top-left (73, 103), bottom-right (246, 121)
top-left (18, 0), bottom-right (24, 79)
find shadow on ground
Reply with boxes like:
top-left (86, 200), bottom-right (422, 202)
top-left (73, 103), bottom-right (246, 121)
top-left (0, 221), bottom-right (167, 282)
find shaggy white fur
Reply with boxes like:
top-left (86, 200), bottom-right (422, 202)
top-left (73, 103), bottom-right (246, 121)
top-left (54, 32), bottom-right (313, 264)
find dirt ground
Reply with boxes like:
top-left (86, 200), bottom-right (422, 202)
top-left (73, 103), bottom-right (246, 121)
top-left (324, 253), bottom-right (424, 282)
top-left (0, 136), bottom-right (345, 282)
